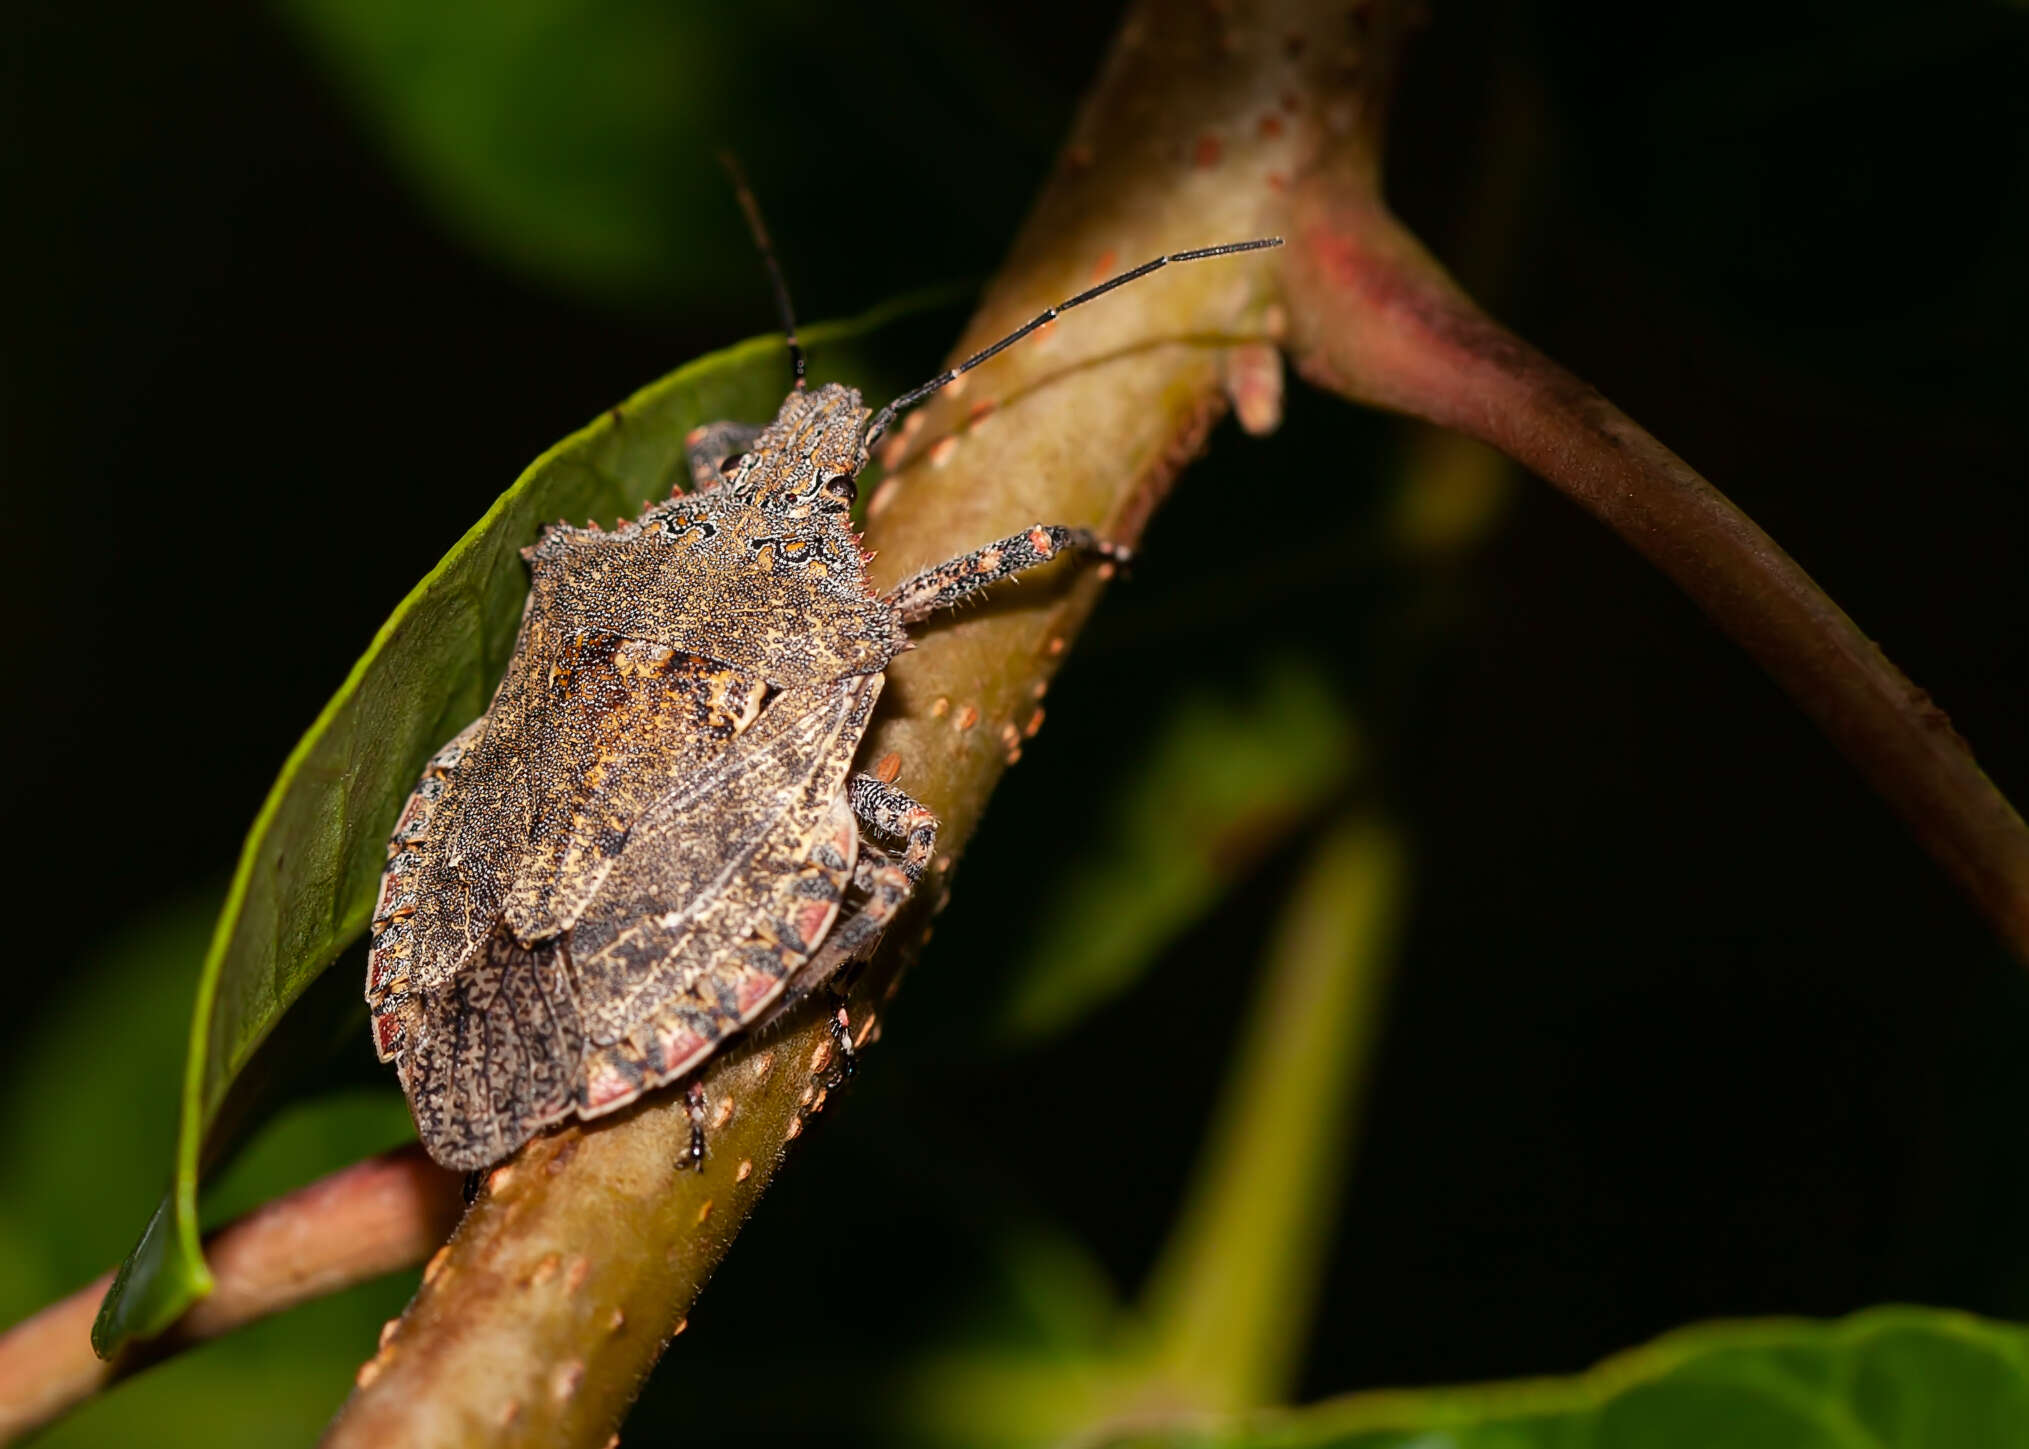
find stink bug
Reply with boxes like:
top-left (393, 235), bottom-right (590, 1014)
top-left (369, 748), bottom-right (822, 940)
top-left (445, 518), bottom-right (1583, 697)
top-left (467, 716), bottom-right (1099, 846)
top-left (365, 176), bottom-right (1281, 1170)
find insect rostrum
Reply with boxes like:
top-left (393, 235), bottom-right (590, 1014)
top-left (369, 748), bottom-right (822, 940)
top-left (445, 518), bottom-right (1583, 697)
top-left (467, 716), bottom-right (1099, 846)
top-left (365, 239), bottom-right (1279, 1171)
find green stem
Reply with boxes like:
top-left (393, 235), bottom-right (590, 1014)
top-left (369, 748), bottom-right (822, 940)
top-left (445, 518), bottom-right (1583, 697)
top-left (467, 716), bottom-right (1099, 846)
top-left (1137, 817), bottom-right (1406, 1414)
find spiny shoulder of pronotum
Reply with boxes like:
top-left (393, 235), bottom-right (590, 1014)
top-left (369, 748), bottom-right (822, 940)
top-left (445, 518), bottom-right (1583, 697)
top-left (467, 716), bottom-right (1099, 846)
top-left (730, 382), bottom-right (869, 517)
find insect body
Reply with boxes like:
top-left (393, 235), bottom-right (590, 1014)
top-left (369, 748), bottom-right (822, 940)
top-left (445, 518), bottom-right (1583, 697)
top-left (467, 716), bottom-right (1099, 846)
top-left (365, 216), bottom-right (1280, 1170)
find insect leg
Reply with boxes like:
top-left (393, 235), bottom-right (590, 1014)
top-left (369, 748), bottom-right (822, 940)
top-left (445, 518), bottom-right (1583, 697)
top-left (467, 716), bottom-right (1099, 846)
top-left (883, 525), bottom-right (1131, 624)
top-left (818, 838), bottom-right (915, 962)
top-left (680, 1079), bottom-right (709, 1171)
top-left (825, 1003), bottom-right (858, 1083)
top-left (847, 774), bottom-right (938, 880)
top-left (684, 420), bottom-right (764, 492)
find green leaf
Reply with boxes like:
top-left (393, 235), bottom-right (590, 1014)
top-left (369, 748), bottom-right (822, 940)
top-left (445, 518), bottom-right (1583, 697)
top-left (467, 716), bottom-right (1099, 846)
top-left (91, 295), bottom-right (939, 1357)
top-left (1097, 1307), bottom-right (2029, 1448)
top-left (996, 661), bottom-right (1358, 1045)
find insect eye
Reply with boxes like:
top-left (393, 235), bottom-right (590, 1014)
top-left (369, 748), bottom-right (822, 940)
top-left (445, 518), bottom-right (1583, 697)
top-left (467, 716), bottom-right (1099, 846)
top-left (718, 454), bottom-right (745, 477)
top-left (818, 473), bottom-right (856, 510)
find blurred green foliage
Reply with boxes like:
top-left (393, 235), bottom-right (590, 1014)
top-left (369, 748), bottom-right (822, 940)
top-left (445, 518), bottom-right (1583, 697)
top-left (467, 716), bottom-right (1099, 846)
top-left (0, 899), bottom-right (413, 1449)
top-left (897, 820), bottom-right (1407, 1445)
top-left (998, 664), bottom-right (1359, 1045)
top-left (272, 0), bottom-right (1088, 318)
top-left (21, 821), bottom-right (2028, 1446)
top-left (0, 903), bottom-right (208, 1324)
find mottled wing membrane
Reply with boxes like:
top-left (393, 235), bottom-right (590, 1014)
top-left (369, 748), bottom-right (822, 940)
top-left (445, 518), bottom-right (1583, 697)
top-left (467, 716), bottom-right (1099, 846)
top-left (497, 632), bottom-right (772, 939)
top-left (403, 926), bottom-right (584, 1169)
top-left (568, 677), bottom-right (877, 1046)
top-left (369, 662), bottom-right (878, 1168)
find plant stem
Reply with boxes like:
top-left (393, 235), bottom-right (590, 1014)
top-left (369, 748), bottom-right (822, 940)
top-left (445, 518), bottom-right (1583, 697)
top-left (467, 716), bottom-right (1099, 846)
top-left (326, 0), bottom-right (2029, 1436)
top-left (1277, 176), bottom-right (2029, 961)
top-left (1137, 817), bottom-right (1406, 1413)
top-left (0, 1147), bottom-right (459, 1446)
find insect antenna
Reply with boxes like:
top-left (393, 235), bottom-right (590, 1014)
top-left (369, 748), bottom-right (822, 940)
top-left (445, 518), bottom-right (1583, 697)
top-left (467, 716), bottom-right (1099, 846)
top-left (719, 152), bottom-right (806, 389)
top-left (862, 236), bottom-right (1284, 447)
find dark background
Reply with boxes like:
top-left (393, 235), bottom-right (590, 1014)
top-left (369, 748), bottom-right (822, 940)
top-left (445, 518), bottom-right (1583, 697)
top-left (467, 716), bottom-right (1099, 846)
top-left (4, 0), bottom-right (2026, 1438)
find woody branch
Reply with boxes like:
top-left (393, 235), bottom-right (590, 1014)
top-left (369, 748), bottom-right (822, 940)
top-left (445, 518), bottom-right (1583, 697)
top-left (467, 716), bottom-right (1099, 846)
top-left (0, 1148), bottom-right (461, 1444)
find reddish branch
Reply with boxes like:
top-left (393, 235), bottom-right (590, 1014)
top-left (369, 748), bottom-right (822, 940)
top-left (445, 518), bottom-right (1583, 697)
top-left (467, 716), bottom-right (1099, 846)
top-left (0, 1148), bottom-right (460, 1444)
top-left (1277, 174), bottom-right (2029, 960)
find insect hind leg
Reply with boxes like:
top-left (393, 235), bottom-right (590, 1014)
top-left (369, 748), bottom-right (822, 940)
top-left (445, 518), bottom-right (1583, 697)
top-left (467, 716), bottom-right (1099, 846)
top-left (884, 525), bottom-right (1130, 625)
top-left (680, 1080), bottom-right (709, 1171)
top-left (826, 838), bottom-right (915, 959)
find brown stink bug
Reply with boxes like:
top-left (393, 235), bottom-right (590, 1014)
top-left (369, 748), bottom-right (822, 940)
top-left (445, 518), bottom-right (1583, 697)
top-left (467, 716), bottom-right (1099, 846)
top-left (364, 179), bottom-right (1282, 1170)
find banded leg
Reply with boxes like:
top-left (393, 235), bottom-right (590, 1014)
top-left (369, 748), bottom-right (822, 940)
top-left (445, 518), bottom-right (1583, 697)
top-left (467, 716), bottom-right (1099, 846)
top-left (884, 524), bottom-right (1132, 624)
top-left (817, 838), bottom-right (915, 964)
top-left (680, 1080), bottom-right (709, 1171)
top-left (684, 420), bottom-right (763, 492)
top-left (848, 773), bottom-right (938, 880)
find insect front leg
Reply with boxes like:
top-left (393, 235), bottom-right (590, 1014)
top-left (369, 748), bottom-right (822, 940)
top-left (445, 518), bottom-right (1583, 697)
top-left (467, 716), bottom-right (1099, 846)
top-left (883, 525), bottom-right (1131, 624)
top-left (684, 420), bottom-right (764, 492)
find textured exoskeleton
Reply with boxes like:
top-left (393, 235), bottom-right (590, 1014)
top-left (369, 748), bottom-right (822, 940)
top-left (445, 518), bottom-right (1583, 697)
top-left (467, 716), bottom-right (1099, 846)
top-left (366, 382), bottom-right (1121, 1169)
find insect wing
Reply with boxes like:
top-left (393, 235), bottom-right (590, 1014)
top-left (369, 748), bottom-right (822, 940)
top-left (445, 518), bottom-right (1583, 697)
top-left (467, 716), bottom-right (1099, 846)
top-left (566, 673), bottom-right (876, 1052)
top-left (395, 672), bottom-right (877, 1167)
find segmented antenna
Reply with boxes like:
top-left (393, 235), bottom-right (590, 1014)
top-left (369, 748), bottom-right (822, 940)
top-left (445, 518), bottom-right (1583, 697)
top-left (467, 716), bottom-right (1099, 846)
top-left (719, 152), bottom-right (806, 389)
top-left (863, 237), bottom-right (1284, 448)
